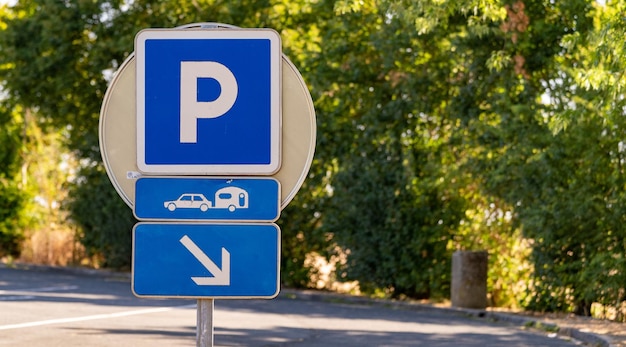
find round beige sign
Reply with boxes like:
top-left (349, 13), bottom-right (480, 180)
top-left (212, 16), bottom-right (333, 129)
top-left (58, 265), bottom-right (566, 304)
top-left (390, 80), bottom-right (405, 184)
top-left (99, 26), bottom-right (316, 211)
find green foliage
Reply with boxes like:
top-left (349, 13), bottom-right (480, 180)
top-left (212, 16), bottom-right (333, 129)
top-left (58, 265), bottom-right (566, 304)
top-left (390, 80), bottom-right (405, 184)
top-left (0, 104), bottom-right (27, 257)
top-left (327, 145), bottom-right (465, 298)
top-left (277, 177), bottom-right (328, 288)
top-left (441, 0), bottom-right (626, 315)
top-left (66, 164), bottom-right (135, 269)
top-left (0, 178), bottom-right (25, 257)
top-left (512, 117), bottom-right (626, 314)
top-left (306, 0), bottom-right (469, 298)
top-left (0, 0), bottom-right (128, 263)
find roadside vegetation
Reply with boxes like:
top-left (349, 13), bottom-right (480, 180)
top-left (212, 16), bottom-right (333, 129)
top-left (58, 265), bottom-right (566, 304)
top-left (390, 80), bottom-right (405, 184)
top-left (0, 0), bottom-right (624, 321)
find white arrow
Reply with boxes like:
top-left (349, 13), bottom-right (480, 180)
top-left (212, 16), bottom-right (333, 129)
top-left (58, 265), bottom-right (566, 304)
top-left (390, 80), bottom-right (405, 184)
top-left (179, 235), bottom-right (230, 286)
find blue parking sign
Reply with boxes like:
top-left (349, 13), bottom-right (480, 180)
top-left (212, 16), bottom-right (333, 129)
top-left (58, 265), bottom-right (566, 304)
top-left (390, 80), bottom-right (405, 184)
top-left (135, 29), bottom-right (281, 174)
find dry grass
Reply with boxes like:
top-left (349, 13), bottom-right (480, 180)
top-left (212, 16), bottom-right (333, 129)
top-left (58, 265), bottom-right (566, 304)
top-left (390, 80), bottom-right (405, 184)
top-left (18, 226), bottom-right (89, 266)
top-left (304, 249), bottom-right (360, 294)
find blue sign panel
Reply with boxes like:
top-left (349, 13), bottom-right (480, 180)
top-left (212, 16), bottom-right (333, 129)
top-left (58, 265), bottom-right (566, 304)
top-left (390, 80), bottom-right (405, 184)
top-left (134, 177), bottom-right (280, 222)
top-left (132, 223), bottom-right (280, 298)
top-left (135, 29), bottom-right (281, 175)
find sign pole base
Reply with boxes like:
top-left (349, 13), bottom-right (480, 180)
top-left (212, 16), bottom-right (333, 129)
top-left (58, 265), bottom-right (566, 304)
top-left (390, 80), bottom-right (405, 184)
top-left (197, 299), bottom-right (214, 347)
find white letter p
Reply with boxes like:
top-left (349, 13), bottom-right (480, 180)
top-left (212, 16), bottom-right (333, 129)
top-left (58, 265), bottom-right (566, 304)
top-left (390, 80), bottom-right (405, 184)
top-left (180, 61), bottom-right (238, 143)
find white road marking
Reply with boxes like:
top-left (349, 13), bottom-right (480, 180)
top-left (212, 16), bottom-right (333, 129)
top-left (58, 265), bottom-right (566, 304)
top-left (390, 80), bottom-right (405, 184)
top-left (0, 289), bottom-right (117, 301)
top-left (0, 285), bottom-right (78, 301)
top-left (0, 304), bottom-right (196, 330)
top-left (0, 295), bottom-right (35, 301)
top-left (22, 285), bottom-right (79, 292)
top-left (0, 285), bottom-right (78, 294)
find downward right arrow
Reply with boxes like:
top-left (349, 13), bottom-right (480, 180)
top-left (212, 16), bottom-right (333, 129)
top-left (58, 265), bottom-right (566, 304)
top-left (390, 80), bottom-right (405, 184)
top-left (179, 235), bottom-right (230, 286)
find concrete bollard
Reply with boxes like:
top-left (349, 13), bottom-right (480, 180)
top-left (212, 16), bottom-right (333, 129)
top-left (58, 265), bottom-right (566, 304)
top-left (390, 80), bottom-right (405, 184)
top-left (451, 250), bottom-right (488, 309)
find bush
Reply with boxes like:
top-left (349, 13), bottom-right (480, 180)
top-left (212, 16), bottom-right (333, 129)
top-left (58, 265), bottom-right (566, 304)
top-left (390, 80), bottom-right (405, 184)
top-left (66, 164), bottom-right (135, 269)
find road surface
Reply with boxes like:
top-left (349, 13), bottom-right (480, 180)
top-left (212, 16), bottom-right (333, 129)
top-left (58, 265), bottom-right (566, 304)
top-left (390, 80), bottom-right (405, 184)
top-left (0, 264), bottom-right (579, 346)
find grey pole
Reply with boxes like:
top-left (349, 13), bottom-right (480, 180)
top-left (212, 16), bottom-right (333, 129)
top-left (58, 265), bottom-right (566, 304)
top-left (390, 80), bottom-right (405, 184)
top-left (197, 299), bottom-right (214, 347)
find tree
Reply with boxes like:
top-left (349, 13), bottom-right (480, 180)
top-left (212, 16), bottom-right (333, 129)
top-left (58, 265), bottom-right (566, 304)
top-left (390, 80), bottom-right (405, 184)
top-left (517, 1), bottom-right (626, 316)
top-left (308, 1), bottom-right (477, 298)
top-left (439, 0), bottom-right (625, 315)
top-left (0, 0), bottom-right (330, 273)
top-left (0, 102), bottom-right (27, 258)
top-left (309, 0), bottom-right (625, 314)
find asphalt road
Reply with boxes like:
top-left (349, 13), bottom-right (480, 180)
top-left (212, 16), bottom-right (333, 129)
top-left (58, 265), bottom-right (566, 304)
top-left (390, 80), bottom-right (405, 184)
top-left (0, 264), bottom-right (580, 346)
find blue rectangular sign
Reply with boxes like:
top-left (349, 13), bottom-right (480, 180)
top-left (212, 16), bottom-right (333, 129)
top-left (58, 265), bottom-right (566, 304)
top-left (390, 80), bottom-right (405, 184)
top-left (132, 223), bottom-right (280, 298)
top-left (135, 29), bottom-right (281, 175)
top-left (134, 177), bottom-right (280, 222)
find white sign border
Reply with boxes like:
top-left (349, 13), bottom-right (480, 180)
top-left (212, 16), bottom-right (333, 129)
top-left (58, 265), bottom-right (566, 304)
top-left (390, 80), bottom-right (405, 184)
top-left (135, 28), bottom-right (282, 175)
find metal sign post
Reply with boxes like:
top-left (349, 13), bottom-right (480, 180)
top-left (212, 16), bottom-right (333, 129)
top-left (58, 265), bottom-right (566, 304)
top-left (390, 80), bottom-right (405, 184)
top-left (99, 22), bottom-right (316, 347)
top-left (197, 299), bottom-right (214, 347)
